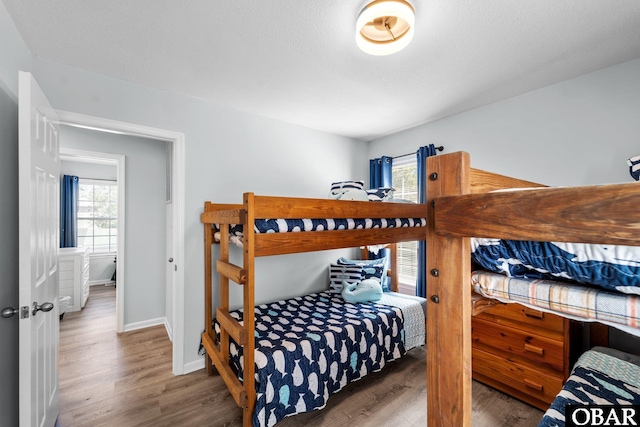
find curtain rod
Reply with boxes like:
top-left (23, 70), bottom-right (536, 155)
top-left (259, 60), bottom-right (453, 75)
top-left (393, 145), bottom-right (444, 160)
top-left (75, 177), bottom-right (117, 182)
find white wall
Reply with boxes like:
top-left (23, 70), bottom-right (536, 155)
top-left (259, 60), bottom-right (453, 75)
top-left (60, 126), bottom-right (167, 326)
top-left (61, 159), bottom-right (117, 180)
top-left (0, 2), bottom-right (30, 425)
top-left (369, 58), bottom-right (640, 187)
top-left (31, 57), bottom-right (368, 369)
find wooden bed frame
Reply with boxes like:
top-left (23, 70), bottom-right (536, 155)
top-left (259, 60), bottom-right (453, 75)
top-left (425, 151), bottom-right (639, 426)
top-left (200, 193), bottom-right (428, 427)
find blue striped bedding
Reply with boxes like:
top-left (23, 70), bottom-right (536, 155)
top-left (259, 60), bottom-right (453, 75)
top-left (211, 290), bottom-right (424, 427)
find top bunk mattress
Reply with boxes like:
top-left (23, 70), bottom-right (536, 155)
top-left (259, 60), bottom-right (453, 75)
top-left (215, 218), bottom-right (427, 247)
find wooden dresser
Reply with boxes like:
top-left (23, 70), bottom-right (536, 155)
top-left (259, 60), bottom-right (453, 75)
top-left (472, 302), bottom-right (570, 410)
top-left (59, 247), bottom-right (90, 312)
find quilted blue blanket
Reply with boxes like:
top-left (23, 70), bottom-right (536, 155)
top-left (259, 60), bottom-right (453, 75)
top-left (216, 291), bottom-right (406, 427)
top-left (472, 239), bottom-right (640, 295)
top-left (539, 348), bottom-right (640, 427)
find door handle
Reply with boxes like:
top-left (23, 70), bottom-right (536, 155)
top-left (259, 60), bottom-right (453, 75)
top-left (2, 306), bottom-right (30, 319)
top-left (1, 307), bottom-right (18, 318)
top-left (168, 258), bottom-right (174, 263)
top-left (32, 302), bottom-right (54, 316)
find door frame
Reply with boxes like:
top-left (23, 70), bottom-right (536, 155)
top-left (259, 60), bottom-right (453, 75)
top-left (59, 148), bottom-right (124, 324)
top-left (56, 110), bottom-right (186, 375)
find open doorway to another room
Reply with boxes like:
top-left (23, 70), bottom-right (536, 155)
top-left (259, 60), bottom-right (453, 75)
top-left (59, 155), bottom-right (119, 318)
top-left (55, 110), bottom-right (186, 376)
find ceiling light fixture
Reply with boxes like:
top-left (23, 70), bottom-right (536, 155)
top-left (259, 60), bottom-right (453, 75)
top-left (356, 0), bottom-right (415, 56)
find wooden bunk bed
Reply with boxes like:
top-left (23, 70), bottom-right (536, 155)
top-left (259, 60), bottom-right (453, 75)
top-left (200, 193), bottom-right (428, 427)
top-left (424, 151), bottom-right (640, 426)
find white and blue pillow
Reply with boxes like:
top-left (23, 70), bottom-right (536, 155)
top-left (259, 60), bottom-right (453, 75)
top-left (366, 187), bottom-right (396, 202)
top-left (628, 155), bottom-right (640, 181)
top-left (329, 263), bottom-right (363, 291)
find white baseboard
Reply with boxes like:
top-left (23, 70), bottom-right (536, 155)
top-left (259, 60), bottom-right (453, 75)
top-left (164, 318), bottom-right (173, 342)
top-left (182, 357), bottom-right (205, 375)
top-left (123, 317), bottom-right (166, 332)
top-left (89, 280), bottom-right (116, 286)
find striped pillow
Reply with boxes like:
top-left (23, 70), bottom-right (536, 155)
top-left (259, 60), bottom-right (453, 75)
top-left (329, 180), bottom-right (365, 198)
top-left (329, 263), bottom-right (363, 291)
top-left (338, 256), bottom-right (389, 291)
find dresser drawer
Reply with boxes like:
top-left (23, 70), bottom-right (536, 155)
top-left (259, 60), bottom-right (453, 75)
top-left (475, 302), bottom-right (565, 337)
top-left (473, 346), bottom-right (563, 408)
top-left (472, 317), bottom-right (564, 371)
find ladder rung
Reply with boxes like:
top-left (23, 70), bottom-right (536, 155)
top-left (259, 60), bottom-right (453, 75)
top-left (201, 333), bottom-right (247, 408)
top-left (217, 260), bottom-right (247, 284)
top-left (216, 308), bottom-right (248, 346)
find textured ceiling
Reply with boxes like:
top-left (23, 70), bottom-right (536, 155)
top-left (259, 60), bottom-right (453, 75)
top-left (4, 0), bottom-right (640, 141)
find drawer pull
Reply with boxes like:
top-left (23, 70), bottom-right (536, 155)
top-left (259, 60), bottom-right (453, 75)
top-left (524, 378), bottom-right (544, 392)
top-left (524, 343), bottom-right (545, 356)
top-left (523, 307), bottom-right (544, 319)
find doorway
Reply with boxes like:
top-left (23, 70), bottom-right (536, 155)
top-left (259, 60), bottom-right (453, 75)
top-left (56, 110), bottom-right (186, 375)
top-left (59, 148), bottom-right (123, 327)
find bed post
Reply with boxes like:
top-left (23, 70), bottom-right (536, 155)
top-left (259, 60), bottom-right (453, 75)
top-left (426, 152), bottom-right (472, 426)
top-left (243, 193), bottom-right (257, 427)
top-left (203, 202), bottom-right (214, 375)
top-left (389, 243), bottom-right (398, 292)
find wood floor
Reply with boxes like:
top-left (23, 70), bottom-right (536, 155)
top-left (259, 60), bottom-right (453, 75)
top-left (58, 286), bottom-right (543, 426)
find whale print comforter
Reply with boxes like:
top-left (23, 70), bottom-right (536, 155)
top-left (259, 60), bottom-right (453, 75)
top-left (214, 291), bottom-right (406, 427)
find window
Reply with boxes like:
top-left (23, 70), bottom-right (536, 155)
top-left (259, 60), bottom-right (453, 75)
top-left (77, 179), bottom-right (118, 253)
top-left (392, 159), bottom-right (418, 289)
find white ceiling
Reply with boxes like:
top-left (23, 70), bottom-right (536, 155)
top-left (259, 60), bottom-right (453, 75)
top-left (4, 0), bottom-right (640, 141)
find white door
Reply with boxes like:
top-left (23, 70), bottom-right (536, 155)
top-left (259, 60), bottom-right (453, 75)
top-left (18, 71), bottom-right (60, 427)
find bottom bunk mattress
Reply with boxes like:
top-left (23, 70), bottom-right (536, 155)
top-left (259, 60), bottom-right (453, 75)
top-left (538, 347), bottom-right (640, 427)
top-left (212, 290), bottom-right (425, 427)
top-left (472, 270), bottom-right (640, 336)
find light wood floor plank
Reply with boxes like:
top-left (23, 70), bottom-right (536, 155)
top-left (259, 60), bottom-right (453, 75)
top-left (59, 285), bottom-right (544, 426)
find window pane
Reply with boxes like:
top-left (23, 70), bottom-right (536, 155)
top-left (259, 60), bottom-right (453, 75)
top-left (78, 236), bottom-right (93, 250)
top-left (78, 201), bottom-right (94, 217)
top-left (392, 161), bottom-right (419, 289)
top-left (79, 185), bottom-right (93, 201)
top-left (77, 219), bottom-right (93, 233)
top-left (77, 180), bottom-right (118, 253)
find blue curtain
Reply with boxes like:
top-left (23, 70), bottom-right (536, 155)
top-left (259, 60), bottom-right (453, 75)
top-left (369, 156), bottom-right (393, 189)
top-left (60, 175), bottom-right (79, 248)
top-left (416, 144), bottom-right (439, 297)
top-left (368, 156), bottom-right (394, 288)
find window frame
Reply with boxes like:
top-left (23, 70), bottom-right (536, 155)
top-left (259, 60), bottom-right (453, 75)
top-left (391, 156), bottom-right (419, 292)
top-left (77, 178), bottom-right (118, 254)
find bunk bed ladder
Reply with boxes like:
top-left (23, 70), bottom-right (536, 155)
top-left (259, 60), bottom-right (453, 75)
top-left (201, 200), bottom-right (255, 427)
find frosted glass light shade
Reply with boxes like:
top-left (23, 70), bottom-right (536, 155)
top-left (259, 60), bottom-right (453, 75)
top-left (356, 0), bottom-right (415, 56)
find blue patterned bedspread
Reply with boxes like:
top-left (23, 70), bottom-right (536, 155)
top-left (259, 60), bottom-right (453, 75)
top-left (472, 239), bottom-right (640, 295)
top-left (539, 349), bottom-right (640, 427)
top-left (215, 291), bottom-right (406, 427)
